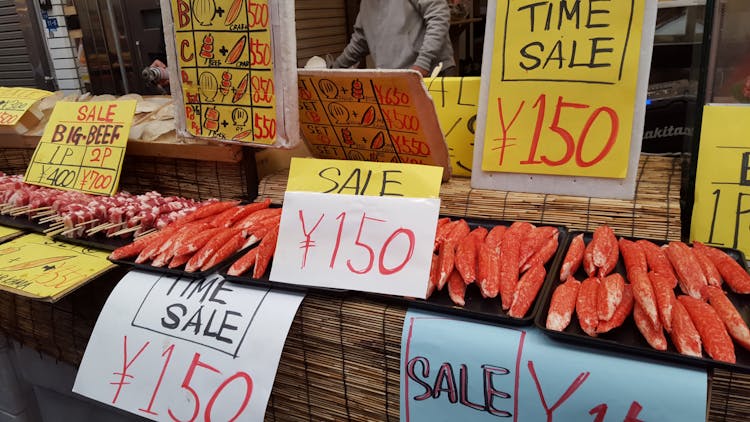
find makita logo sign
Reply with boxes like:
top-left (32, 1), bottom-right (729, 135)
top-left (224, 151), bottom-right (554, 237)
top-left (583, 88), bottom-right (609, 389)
top-left (643, 125), bottom-right (694, 140)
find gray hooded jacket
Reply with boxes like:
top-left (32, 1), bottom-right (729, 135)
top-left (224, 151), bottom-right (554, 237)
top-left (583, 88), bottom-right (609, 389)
top-left (333, 0), bottom-right (455, 73)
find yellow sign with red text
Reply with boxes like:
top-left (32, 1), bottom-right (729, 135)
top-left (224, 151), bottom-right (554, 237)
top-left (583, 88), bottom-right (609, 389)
top-left (482, 0), bottom-right (646, 178)
top-left (25, 100), bottom-right (135, 196)
top-left (0, 87), bottom-right (51, 126)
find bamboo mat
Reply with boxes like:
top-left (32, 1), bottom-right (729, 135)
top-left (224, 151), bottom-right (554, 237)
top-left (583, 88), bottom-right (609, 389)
top-left (259, 154), bottom-right (681, 241)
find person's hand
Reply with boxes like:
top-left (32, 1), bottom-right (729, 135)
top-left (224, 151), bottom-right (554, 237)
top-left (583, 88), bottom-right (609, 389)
top-left (151, 59), bottom-right (167, 69)
top-left (410, 65), bottom-right (429, 77)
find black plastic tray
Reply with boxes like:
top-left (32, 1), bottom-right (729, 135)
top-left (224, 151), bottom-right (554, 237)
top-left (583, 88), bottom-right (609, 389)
top-left (534, 232), bottom-right (750, 373)
top-left (221, 258), bottom-right (348, 295)
top-left (222, 217), bottom-right (568, 326)
top-left (0, 213), bottom-right (46, 234)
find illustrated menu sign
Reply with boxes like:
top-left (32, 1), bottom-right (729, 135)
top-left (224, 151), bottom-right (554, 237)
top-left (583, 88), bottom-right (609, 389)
top-left (298, 69), bottom-right (452, 180)
top-left (271, 158), bottom-right (442, 298)
top-left (0, 234), bottom-right (114, 301)
top-left (426, 76), bottom-right (480, 177)
top-left (0, 87), bottom-right (51, 126)
top-left (167, 0), bottom-right (298, 147)
top-left (74, 271), bottom-right (304, 421)
top-left (472, 0), bottom-right (657, 198)
top-left (691, 105), bottom-right (750, 255)
top-left (25, 100), bottom-right (136, 196)
top-left (401, 309), bottom-right (707, 421)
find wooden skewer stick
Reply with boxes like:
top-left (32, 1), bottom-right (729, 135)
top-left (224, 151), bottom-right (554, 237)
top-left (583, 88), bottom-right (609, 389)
top-left (27, 206), bottom-right (52, 213)
top-left (135, 228), bottom-right (157, 239)
top-left (87, 222), bottom-right (121, 236)
top-left (44, 228), bottom-right (67, 237)
top-left (60, 227), bottom-right (80, 237)
top-left (31, 210), bottom-right (57, 219)
top-left (44, 224), bottom-right (66, 234)
top-left (75, 219), bottom-right (98, 228)
top-left (39, 215), bottom-right (62, 224)
top-left (108, 225), bottom-right (142, 237)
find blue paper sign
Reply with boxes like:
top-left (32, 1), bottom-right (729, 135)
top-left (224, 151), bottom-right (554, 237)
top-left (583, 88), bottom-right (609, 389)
top-left (400, 309), bottom-right (707, 422)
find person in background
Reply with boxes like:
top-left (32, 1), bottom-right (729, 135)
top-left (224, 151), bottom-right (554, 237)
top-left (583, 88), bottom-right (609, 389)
top-left (332, 0), bottom-right (456, 77)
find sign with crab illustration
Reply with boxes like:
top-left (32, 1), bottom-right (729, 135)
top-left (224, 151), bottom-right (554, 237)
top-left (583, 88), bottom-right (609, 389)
top-left (0, 233), bottom-right (114, 301)
top-left (297, 69), bottom-right (452, 181)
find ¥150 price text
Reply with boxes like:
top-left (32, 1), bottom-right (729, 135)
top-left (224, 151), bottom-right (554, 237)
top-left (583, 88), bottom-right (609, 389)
top-left (494, 94), bottom-right (620, 168)
top-left (111, 336), bottom-right (253, 421)
top-left (297, 210), bottom-right (416, 276)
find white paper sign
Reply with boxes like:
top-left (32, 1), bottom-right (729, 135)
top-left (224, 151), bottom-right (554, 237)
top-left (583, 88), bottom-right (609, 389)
top-left (271, 191), bottom-right (439, 298)
top-left (73, 271), bottom-right (304, 421)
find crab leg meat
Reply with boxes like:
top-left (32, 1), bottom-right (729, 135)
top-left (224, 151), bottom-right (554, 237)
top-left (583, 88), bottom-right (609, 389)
top-left (648, 270), bottom-right (677, 333)
top-left (693, 246), bottom-right (722, 287)
top-left (704, 286), bottom-right (750, 352)
top-left (426, 254), bottom-right (440, 299)
top-left (637, 240), bottom-right (677, 288)
top-left (596, 284), bottom-right (634, 334)
top-left (508, 264), bottom-right (546, 318)
top-left (521, 231), bottom-right (558, 273)
top-left (498, 222), bottom-right (532, 310)
top-left (678, 295), bottom-right (735, 363)
top-left (630, 270), bottom-right (660, 327)
top-left (664, 242), bottom-right (707, 299)
top-left (519, 226), bottom-right (556, 269)
top-left (618, 238), bottom-right (647, 280)
top-left (670, 299), bottom-right (703, 357)
top-left (597, 273), bottom-right (625, 322)
top-left (455, 227), bottom-right (488, 285)
top-left (228, 248), bottom-right (259, 277)
top-left (633, 301), bottom-right (668, 351)
top-left (253, 225), bottom-right (279, 279)
top-left (694, 242), bottom-right (750, 294)
top-left (559, 234), bottom-right (585, 282)
top-left (447, 270), bottom-right (467, 307)
top-left (546, 277), bottom-right (581, 332)
top-left (484, 225), bottom-right (507, 252)
top-left (576, 277), bottom-right (600, 337)
top-left (438, 219), bottom-right (470, 290)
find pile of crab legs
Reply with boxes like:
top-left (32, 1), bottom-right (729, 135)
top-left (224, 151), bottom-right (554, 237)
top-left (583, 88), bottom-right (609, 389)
top-left (546, 224), bottom-right (750, 364)
top-left (430, 218), bottom-right (560, 318)
top-left (110, 199), bottom-right (280, 275)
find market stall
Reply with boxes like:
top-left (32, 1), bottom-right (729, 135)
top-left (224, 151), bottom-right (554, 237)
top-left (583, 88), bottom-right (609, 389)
top-left (1, 0), bottom-right (750, 421)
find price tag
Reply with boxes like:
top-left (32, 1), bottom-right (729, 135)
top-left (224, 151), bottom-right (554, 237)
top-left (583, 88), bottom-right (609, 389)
top-left (691, 104), bottom-right (750, 255)
top-left (74, 270), bottom-right (304, 421)
top-left (472, 0), bottom-right (656, 198)
top-left (298, 69), bottom-right (452, 180)
top-left (24, 100), bottom-right (136, 196)
top-left (426, 76), bottom-right (480, 177)
top-left (271, 158), bottom-right (442, 298)
top-left (401, 309), bottom-right (708, 421)
top-left (0, 87), bottom-right (51, 126)
top-left (0, 233), bottom-right (114, 301)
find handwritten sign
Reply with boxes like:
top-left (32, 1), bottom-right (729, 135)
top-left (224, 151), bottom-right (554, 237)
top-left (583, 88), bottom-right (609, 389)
top-left (401, 309), bottom-right (707, 421)
top-left (74, 270), bottom-right (304, 421)
top-left (472, 1), bottom-right (656, 198)
top-left (0, 226), bottom-right (22, 243)
top-left (426, 77), bottom-right (480, 177)
top-left (25, 100), bottom-right (136, 196)
top-left (272, 158), bottom-right (441, 298)
top-left (170, 0), bottom-right (284, 145)
top-left (691, 104), bottom-right (750, 255)
top-left (0, 87), bottom-right (51, 126)
top-left (298, 69), bottom-right (452, 180)
top-left (0, 233), bottom-right (114, 301)
top-left (286, 157), bottom-right (443, 198)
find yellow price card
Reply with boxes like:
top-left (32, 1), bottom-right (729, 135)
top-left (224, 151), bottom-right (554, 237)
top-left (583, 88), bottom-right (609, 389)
top-left (481, 0), bottom-right (647, 178)
top-left (0, 226), bottom-right (22, 243)
top-left (0, 87), bottom-right (51, 126)
top-left (0, 234), bottom-right (115, 302)
top-left (691, 105), bottom-right (750, 255)
top-left (171, 0), bottom-right (277, 144)
top-left (287, 157), bottom-right (442, 198)
top-left (425, 76), bottom-right (480, 177)
top-left (25, 100), bottom-right (136, 196)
